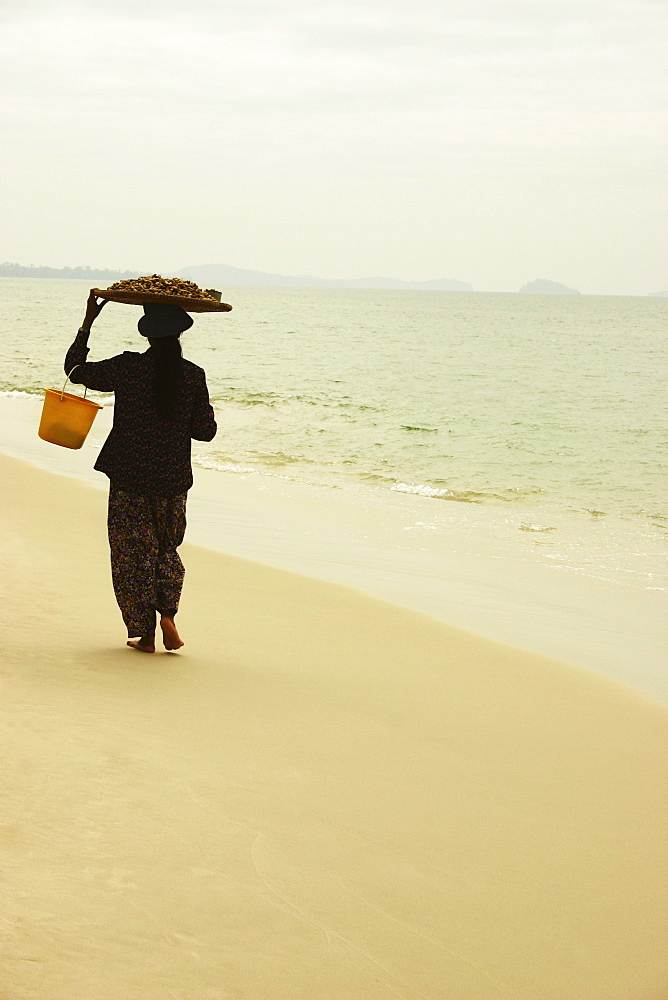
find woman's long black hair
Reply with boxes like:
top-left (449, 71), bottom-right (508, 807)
top-left (150, 335), bottom-right (183, 421)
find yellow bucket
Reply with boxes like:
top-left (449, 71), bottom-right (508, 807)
top-left (39, 381), bottom-right (103, 450)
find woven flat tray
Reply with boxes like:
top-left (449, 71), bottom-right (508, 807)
top-left (93, 288), bottom-right (233, 312)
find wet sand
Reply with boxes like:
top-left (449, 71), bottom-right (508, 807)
top-left (1, 452), bottom-right (667, 999)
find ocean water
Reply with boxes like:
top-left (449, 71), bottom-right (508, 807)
top-left (1, 277), bottom-right (666, 590)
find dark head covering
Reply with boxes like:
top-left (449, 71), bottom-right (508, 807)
top-left (138, 303), bottom-right (194, 339)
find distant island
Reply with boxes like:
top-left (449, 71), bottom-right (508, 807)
top-left (0, 262), bottom-right (140, 281)
top-left (518, 279), bottom-right (580, 295)
top-left (176, 262), bottom-right (472, 292)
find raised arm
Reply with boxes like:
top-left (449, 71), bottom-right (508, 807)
top-left (64, 290), bottom-right (120, 391)
top-left (81, 290), bottom-right (107, 333)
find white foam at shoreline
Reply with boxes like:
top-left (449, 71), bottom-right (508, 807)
top-left (1, 392), bottom-right (665, 702)
top-left (392, 481), bottom-right (455, 499)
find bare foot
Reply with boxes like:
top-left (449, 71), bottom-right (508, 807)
top-left (160, 616), bottom-right (184, 651)
top-left (127, 636), bottom-right (155, 653)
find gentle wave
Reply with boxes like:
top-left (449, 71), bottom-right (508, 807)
top-left (210, 388), bottom-right (385, 415)
top-left (194, 446), bottom-right (326, 473)
top-left (195, 455), bottom-right (258, 475)
top-left (248, 450), bottom-right (321, 468)
top-left (0, 388), bottom-right (42, 399)
top-left (192, 453), bottom-right (301, 484)
top-left (391, 482), bottom-right (484, 503)
top-left (0, 387), bottom-right (112, 407)
top-left (390, 481), bottom-right (543, 504)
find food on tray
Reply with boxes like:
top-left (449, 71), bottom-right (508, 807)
top-left (105, 275), bottom-right (220, 302)
top-left (93, 274), bottom-right (232, 312)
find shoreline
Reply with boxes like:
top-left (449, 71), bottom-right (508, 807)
top-left (1, 392), bottom-right (666, 702)
top-left (2, 450), bottom-right (667, 998)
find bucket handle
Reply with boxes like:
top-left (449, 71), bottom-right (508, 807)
top-left (62, 366), bottom-right (89, 401)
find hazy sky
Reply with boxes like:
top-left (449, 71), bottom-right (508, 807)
top-left (2, 0), bottom-right (666, 292)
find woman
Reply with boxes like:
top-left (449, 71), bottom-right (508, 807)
top-left (65, 290), bottom-right (217, 653)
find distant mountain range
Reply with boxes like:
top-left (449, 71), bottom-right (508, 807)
top-left (0, 260), bottom-right (471, 290)
top-left (2, 261), bottom-right (662, 296)
top-left (175, 262), bottom-right (472, 291)
top-left (0, 262), bottom-right (140, 280)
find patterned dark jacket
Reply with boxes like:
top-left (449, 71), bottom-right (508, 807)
top-left (65, 330), bottom-right (217, 495)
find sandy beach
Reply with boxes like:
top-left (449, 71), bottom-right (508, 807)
top-left (2, 450), bottom-right (667, 999)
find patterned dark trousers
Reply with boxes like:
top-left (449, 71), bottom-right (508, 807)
top-left (107, 486), bottom-right (188, 638)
